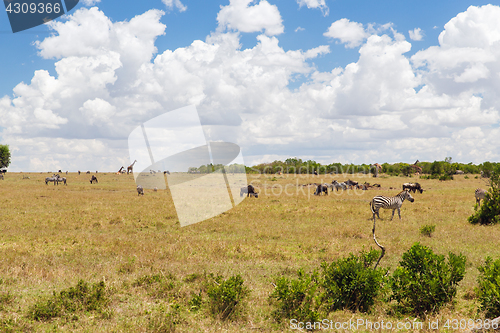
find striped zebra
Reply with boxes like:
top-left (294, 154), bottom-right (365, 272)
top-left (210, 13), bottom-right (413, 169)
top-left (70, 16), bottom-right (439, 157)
top-left (475, 188), bottom-right (487, 206)
top-left (370, 189), bottom-right (415, 222)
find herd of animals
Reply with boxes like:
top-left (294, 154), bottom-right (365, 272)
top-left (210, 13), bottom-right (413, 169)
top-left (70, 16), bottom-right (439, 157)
top-left (37, 168), bottom-right (491, 220)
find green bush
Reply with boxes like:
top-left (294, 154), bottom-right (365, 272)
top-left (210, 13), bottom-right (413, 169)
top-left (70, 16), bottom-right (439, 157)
top-left (321, 249), bottom-right (386, 313)
top-left (269, 269), bottom-right (321, 323)
top-left (207, 274), bottom-right (249, 320)
top-left (420, 224), bottom-right (436, 237)
top-left (389, 243), bottom-right (466, 316)
top-left (476, 257), bottom-right (500, 318)
top-left (469, 165), bottom-right (500, 225)
top-left (28, 280), bottom-right (109, 321)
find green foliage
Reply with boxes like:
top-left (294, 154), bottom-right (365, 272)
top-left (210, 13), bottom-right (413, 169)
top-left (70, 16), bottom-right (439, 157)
top-left (389, 243), bottom-right (466, 316)
top-left (476, 257), bottom-right (500, 318)
top-left (419, 224), bottom-right (436, 237)
top-left (207, 274), bottom-right (249, 320)
top-left (0, 145), bottom-right (10, 168)
top-left (188, 291), bottom-right (203, 312)
top-left (269, 269), bottom-right (321, 323)
top-left (321, 249), bottom-right (386, 313)
top-left (28, 280), bottom-right (109, 321)
top-left (249, 157), bottom-right (491, 176)
top-left (469, 165), bottom-right (500, 225)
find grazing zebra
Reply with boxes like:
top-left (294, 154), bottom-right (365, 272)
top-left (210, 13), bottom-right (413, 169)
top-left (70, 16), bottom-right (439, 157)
top-left (475, 188), bottom-right (487, 206)
top-left (370, 189), bottom-right (415, 222)
top-left (55, 175), bottom-right (67, 185)
top-left (137, 185), bottom-right (144, 196)
top-left (45, 175), bottom-right (57, 185)
top-left (332, 180), bottom-right (347, 191)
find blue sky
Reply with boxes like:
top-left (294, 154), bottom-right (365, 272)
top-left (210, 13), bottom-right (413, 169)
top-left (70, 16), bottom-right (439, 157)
top-left (1, 0), bottom-right (500, 171)
top-left (1, 0), bottom-right (491, 94)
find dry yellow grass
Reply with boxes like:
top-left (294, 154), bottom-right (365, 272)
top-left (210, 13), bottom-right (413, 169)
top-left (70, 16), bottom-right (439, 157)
top-left (0, 171), bottom-right (497, 331)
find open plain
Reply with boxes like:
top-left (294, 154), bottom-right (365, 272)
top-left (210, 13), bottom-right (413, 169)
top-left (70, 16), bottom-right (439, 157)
top-left (0, 172), bottom-right (498, 332)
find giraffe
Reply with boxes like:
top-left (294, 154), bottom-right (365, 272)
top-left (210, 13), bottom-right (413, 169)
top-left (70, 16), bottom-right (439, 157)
top-left (127, 160), bottom-right (137, 174)
top-left (410, 160), bottom-right (422, 175)
top-left (117, 166), bottom-right (125, 174)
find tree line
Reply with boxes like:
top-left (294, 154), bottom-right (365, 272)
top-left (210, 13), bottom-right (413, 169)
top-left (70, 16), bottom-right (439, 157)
top-left (247, 157), bottom-right (499, 177)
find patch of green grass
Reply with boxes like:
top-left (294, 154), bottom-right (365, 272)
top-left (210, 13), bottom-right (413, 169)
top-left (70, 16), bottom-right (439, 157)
top-left (420, 224), bottom-right (436, 237)
top-left (28, 279), bottom-right (110, 321)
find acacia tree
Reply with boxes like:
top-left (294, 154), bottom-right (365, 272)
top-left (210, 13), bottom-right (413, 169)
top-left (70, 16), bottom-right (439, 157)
top-left (469, 164), bottom-right (500, 225)
top-left (0, 145), bottom-right (10, 169)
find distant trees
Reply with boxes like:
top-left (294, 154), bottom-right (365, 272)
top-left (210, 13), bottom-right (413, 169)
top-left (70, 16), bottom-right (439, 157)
top-left (189, 157), bottom-right (496, 177)
top-left (188, 163), bottom-right (245, 174)
top-left (0, 145), bottom-right (10, 169)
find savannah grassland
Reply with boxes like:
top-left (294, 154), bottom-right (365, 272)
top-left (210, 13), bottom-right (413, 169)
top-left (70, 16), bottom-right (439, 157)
top-left (0, 171), bottom-right (498, 332)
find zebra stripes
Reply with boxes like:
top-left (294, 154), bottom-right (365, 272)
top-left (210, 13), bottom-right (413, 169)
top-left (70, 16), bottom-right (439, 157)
top-left (370, 189), bottom-right (415, 222)
top-left (475, 188), bottom-right (487, 206)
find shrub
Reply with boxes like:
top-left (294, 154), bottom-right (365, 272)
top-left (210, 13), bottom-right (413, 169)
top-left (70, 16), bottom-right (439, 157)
top-left (469, 165), bottom-right (500, 225)
top-left (321, 249), bottom-right (386, 313)
top-left (420, 224), bottom-right (436, 237)
top-left (476, 257), bottom-right (500, 318)
top-left (207, 274), bottom-right (249, 320)
top-left (28, 280), bottom-right (109, 321)
top-left (269, 269), bottom-right (321, 323)
top-left (389, 243), bottom-right (466, 316)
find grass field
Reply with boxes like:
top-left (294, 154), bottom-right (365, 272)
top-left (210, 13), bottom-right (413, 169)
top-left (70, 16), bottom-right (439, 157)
top-left (0, 171), bottom-right (498, 332)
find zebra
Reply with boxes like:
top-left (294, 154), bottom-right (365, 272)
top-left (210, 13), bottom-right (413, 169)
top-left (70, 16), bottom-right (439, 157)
top-left (137, 185), bottom-right (144, 196)
top-left (475, 188), bottom-right (487, 206)
top-left (370, 189), bottom-right (415, 222)
top-left (45, 175), bottom-right (57, 185)
top-left (55, 175), bottom-right (67, 185)
top-left (332, 180), bottom-right (347, 191)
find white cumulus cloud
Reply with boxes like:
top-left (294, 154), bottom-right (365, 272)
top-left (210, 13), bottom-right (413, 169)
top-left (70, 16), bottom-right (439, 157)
top-left (297, 0), bottom-right (329, 16)
top-left (217, 0), bottom-right (284, 36)
top-left (162, 0), bottom-right (187, 12)
top-left (324, 19), bottom-right (369, 48)
top-left (409, 27), bottom-right (423, 41)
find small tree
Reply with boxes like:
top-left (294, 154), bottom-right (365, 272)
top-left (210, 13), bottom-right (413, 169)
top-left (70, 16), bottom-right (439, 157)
top-left (0, 145), bottom-right (10, 169)
top-left (469, 164), bottom-right (500, 225)
top-left (389, 243), bottom-right (466, 316)
top-left (476, 256), bottom-right (500, 318)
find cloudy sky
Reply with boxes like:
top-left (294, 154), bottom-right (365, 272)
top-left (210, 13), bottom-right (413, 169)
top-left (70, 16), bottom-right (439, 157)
top-left (1, 0), bottom-right (499, 172)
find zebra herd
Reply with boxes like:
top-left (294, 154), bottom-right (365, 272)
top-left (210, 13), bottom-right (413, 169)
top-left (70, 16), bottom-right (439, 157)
top-left (45, 174), bottom-right (67, 185)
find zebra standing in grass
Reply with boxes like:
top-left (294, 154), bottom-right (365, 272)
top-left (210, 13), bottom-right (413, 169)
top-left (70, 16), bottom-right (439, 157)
top-left (475, 188), bottom-right (487, 206)
top-left (370, 189), bottom-right (415, 222)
